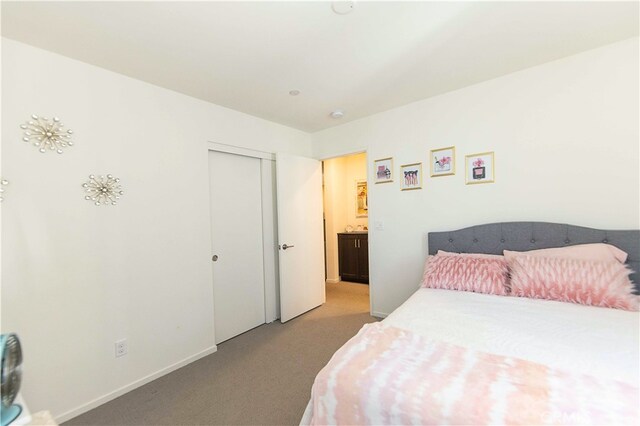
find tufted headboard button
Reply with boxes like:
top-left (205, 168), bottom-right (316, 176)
top-left (473, 238), bottom-right (478, 243)
top-left (603, 239), bottom-right (608, 243)
top-left (500, 239), bottom-right (505, 243)
top-left (565, 239), bottom-right (570, 244)
top-left (448, 238), bottom-right (453, 243)
top-left (530, 239), bottom-right (536, 243)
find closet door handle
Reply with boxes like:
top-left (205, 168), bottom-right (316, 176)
top-left (281, 244), bottom-right (294, 250)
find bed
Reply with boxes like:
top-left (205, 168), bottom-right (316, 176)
top-left (301, 222), bottom-right (640, 425)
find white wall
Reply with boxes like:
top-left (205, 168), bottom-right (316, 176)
top-left (323, 157), bottom-right (348, 282)
top-left (0, 38), bottom-right (311, 421)
top-left (344, 154), bottom-right (368, 231)
top-left (313, 37), bottom-right (640, 317)
top-left (323, 153), bottom-right (367, 282)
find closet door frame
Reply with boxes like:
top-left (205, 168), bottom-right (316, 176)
top-left (207, 141), bottom-right (280, 324)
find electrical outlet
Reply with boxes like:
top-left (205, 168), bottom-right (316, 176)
top-left (115, 339), bottom-right (128, 357)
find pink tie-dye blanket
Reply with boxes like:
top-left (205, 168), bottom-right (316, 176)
top-left (309, 323), bottom-right (639, 425)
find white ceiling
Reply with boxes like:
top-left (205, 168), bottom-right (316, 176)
top-left (2, 1), bottom-right (638, 132)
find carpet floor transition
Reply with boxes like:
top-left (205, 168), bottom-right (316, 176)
top-left (65, 282), bottom-right (376, 426)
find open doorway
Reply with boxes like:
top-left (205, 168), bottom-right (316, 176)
top-left (322, 152), bottom-right (370, 311)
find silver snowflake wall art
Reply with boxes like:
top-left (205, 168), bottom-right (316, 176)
top-left (21, 114), bottom-right (74, 154)
top-left (0, 179), bottom-right (8, 203)
top-left (83, 175), bottom-right (123, 206)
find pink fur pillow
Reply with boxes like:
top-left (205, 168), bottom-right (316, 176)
top-left (508, 255), bottom-right (639, 311)
top-left (421, 254), bottom-right (509, 296)
top-left (504, 243), bottom-right (628, 264)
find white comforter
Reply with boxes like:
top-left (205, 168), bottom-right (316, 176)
top-left (301, 288), bottom-right (639, 424)
top-left (384, 288), bottom-right (639, 384)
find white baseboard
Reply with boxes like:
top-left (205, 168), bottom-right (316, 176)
top-left (325, 277), bottom-right (340, 284)
top-left (55, 344), bottom-right (218, 423)
top-left (372, 311), bottom-right (389, 319)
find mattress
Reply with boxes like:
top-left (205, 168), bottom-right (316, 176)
top-left (300, 288), bottom-right (639, 424)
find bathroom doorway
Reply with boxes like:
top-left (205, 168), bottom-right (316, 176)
top-left (322, 152), bottom-right (370, 309)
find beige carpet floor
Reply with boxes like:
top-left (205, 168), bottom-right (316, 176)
top-left (65, 282), bottom-right (376, 426)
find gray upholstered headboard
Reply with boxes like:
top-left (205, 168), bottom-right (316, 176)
top-left (428, 222), bottom-right (640, 293)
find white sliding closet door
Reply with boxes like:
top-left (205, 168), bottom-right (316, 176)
top-left (209, 151), bottom-right (265, 344)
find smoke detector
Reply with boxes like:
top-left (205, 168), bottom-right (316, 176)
top-left (332, 1), bottom-right (355, 15)
top-left (330, 110), bottom-right (345, 119)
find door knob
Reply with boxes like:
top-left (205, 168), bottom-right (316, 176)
top-left (212, 255), bottom-right (219, 262)
top-left (281, 244), bottom-right (294, 250)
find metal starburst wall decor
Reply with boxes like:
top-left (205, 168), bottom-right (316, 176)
top-left (0, 179), bottom-right (8, 203)
top-left (83, 175), bottom-right (123, 206)
top-left (20, 114), bottom-right (74, 154)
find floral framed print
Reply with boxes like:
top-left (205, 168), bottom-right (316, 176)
top-left (430, 146), bottom-right (455, 177)
top-left (356, 179), bottom-right (368, 218)
top-left (374, 157), bottom-right (393, 184)
top-left (465, 152), bottom-right (495, 184)
top-left (400, 163), bottom-right (423, 190)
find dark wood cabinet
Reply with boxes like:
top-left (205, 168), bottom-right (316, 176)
top-left (338, 233), bottom-right (369, 284)
top-left (357, 235), bottom-right (369, 282)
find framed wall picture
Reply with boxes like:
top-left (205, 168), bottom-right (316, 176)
top-left (373, 157), bottom-right (393, 184)
top-left (430, 146), bottom-right (455, 177)
top-left (356, 179), bottom-right (368, 218)
top-left (400, 163), bottom-right (423, 190)
top-left (465, 152), bottom-right (495, 184)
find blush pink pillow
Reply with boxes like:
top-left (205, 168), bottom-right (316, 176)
top-left (508, 255), bottom-right (639, 311)
top-left (422, 254), bottom-right (509, 296)
top-left (504, 243), bottom-right (627, 264)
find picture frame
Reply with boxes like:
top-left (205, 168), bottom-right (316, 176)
top-left (356, 179), bottom-right (368, 218)
top-left (465, 151), bottom-right (495, 184)
top-left (373, 157), bottom-right (393, 184)
top-left (400, 163), bottom-right (423, 191)
top-left (430, 146), bottom-right (456, 177)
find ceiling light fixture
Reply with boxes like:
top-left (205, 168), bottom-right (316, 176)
top-left (289, 89), bottom-right (300, 96)
top-left (330, 110), bottom-right (345, 119)
top-left (331, 1), bottom-right (355, 15)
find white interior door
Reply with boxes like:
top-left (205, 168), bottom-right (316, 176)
top-left (276, 152), bottom-right (325, 322)
top-left (209, 151), bottom-right (265, 343)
